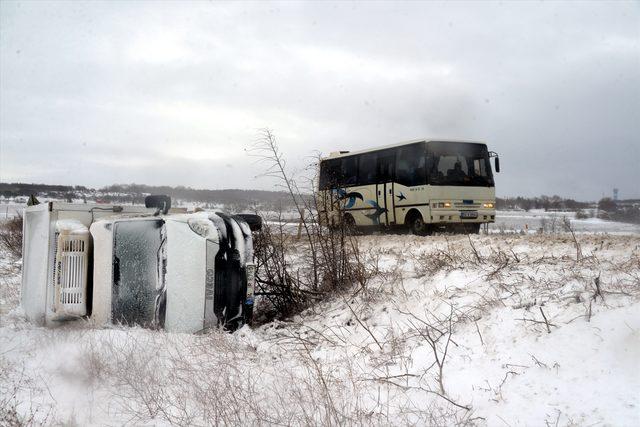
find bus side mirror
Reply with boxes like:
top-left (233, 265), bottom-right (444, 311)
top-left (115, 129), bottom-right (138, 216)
top-left (494, 157), bottom-right (500, 173)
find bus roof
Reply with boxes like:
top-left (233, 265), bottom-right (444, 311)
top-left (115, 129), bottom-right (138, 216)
top-left (323, 138), bottom-right (487, 160)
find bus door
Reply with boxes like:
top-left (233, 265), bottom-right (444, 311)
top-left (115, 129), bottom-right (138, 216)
top-left (377, 151), bottom-right (396, 226)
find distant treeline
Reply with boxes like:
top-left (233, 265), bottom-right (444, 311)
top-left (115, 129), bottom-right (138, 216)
top-left (0, 182), bottom-right (296, 211)
top-left (496, 195), bottom-right (592, 211)
top-left (0, 182), bottom-right (83, 197)
top-left (497, 195), bottom-right (640, 224)
top-left (596, 197), bottom-right (640, 224)
top-left (99, 184), bottom-right (295, 209)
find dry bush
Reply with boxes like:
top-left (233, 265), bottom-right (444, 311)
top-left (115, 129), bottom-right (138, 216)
top-left (250, 129), bottom-right (369, 322)
top-left (0, 356), bottom-right (56, 426)
top-left (0, 262), bottom-right (22, 311)
top-left (252, 218), bottom-right (310, 320)
top-left (74, 327), bottom-right (467, 426)
top-left (13, 320), bottom-right (465, 424)
top-left (0, 214), bottom-right (22, 259)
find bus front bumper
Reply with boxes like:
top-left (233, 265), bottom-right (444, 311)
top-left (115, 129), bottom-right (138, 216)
top-left (429, 210), bottom-right (496, 223)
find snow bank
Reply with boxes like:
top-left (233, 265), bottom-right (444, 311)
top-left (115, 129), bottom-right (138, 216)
top-left (1, 233), bottom-right (639, 425)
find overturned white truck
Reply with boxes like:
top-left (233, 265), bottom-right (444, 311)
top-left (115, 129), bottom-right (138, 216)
top-left (21, 198), bottom-right (260, 333)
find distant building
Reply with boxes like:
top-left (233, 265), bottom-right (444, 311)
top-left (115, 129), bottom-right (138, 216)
top-left (613, 188), bottom-right (619, 201)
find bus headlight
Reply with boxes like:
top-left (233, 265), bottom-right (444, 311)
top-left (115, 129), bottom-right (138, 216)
top-left (483, 203), bottom-right (494, 209)
top-left (437, 202), bottom-right (452, 208)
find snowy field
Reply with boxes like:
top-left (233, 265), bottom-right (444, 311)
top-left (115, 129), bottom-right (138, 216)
top-left (1, 232), bottom-right (639, 425)
top-left (490, 210), bottom-right (640, 235)
top-left (0, 203), bottom-right (21, 219)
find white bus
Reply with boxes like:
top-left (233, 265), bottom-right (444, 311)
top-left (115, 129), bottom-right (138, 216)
top-left (318, 139), bottom-right (500, 234)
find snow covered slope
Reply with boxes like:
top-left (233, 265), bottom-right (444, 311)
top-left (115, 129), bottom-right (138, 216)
top-left (1, 233), bottom-right (638, 425)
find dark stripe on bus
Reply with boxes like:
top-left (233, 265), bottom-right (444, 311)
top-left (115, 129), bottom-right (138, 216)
top-left (394, 203), bottom-right (430, 208)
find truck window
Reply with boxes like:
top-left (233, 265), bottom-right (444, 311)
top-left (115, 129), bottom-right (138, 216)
top-left (112, 220), bottom-right (164, 327)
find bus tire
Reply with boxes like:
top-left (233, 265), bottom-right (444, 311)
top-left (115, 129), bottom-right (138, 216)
top-left (343, 213), bottom-right (357, 234)
top-left (406, 211), bottom-right (428, 236)
top-left (464, 223), bottom-right (481, 234)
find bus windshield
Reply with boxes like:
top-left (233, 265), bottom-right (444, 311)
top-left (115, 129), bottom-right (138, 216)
top-left (427, 141), bottom-right (494, 187)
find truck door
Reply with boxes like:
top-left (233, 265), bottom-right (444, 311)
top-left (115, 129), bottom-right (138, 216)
top-left (112, 219), bottom-right (165, 328)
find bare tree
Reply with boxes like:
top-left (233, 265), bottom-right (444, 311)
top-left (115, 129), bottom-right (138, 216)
top-left (0, 214), bottom-right (22, 259)
top-left (248, 129), bottom-right (368, 321)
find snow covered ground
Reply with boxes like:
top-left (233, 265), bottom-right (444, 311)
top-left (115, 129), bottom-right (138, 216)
top-left (490, 210), bottom-right (640, 235)
top-left (1, 233), bottom-right (639, 425)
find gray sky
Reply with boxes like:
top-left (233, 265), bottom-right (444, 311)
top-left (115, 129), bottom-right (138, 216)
top-left (1, 1), bottom-right (638, 200)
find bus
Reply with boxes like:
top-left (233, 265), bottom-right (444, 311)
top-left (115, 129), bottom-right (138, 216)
top-left (318, 139), bottom-right (500, 235)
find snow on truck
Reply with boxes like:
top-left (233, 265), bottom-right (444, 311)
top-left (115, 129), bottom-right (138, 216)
top-left (318, 139), bottom-right (500, 234)
top-left (20, 196), bottom-right (261, 333)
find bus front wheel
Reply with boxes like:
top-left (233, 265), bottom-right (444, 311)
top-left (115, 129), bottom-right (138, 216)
top-left (407, 212), bottom-right (429, 236)
top-left (464, 223), bottom-right (481, 234)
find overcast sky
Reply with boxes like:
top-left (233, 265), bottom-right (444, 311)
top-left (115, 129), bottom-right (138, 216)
top-left (1, 1), bottom-right (638, 200)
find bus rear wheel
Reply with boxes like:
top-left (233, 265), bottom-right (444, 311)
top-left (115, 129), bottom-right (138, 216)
top-left (343, 214), bottom-right (357, 234)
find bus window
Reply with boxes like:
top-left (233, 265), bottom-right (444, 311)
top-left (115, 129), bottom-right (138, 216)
top-left (319, 159), bottom-right (340, 189)
top-left (428, 154), bottom-right (469, 184)
top-left (377, 151), bottom-right (395, 182)
top-left (341, 156), bottom-right (358, 186)
top-left (427, 142), bottom-right (493, 186)
top-left (396, 144), bottom-right (426, 186)
top-left (473, 158), bottom-right (488, 177)
top-left (358, 152), bottom-right (377, 185)
top-left (439, 155), bottom-right (469, 177)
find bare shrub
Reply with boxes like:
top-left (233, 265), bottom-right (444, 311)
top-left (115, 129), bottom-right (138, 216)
top-left (79, 329), bottom-right (411, 425)
top-left (0, 261), bottom-right (21, 310)
top-left (252, 217), bottom-right (311, 320)
top-left (540, 215), bottom-right (563, 234)
top-left (562, 216), bottom-right (583, 261)
top-left (0, 356), bottom-right (56, 425)
top-left (250, 129), bottom-right (368, 321)
top-left (0, 214), bottom-right (22, 259)
top-left (575, 209), bottom-right (590, 219)
top-left (395, 304), bottom-right (471, 411)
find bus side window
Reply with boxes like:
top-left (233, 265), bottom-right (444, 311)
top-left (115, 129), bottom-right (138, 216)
top-left (319, 159), bottom-right (341, 189)
top-left (340, 156), bottom-right (358, 187)
top-left (396, 145), bottom-right (426, 186)
top-left (473, 158), bottom-right (485, 176)
top-left (377, 151), bottom-right (395, 183)
top-left (357, 152), bottom-right (378, 186)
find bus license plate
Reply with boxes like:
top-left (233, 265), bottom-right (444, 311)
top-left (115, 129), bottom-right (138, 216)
top-left (460, 211), bottom-right (478, 219)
